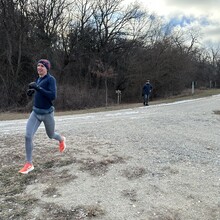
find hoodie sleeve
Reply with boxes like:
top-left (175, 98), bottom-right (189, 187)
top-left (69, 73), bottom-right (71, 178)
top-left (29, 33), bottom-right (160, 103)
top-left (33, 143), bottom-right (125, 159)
top-left (37, 76), bottom-right (57, 101)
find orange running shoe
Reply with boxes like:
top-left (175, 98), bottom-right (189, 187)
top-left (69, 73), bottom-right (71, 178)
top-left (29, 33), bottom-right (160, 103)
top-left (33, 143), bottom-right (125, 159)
top-left (59, 136), bottom-right (66, 152)
top-left (19, 162), bottom-right (34, 174)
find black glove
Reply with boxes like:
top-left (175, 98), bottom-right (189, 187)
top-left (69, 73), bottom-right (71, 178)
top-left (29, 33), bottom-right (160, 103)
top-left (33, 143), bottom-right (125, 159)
top-left (29, 82), bottom-right (40, 90)
top-left (27, 89), bottom-right (35, 97)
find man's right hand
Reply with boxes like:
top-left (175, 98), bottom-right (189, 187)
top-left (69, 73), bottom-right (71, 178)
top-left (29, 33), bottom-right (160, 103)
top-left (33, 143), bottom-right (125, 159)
top-left (29, 82), bottom-right (40, 90)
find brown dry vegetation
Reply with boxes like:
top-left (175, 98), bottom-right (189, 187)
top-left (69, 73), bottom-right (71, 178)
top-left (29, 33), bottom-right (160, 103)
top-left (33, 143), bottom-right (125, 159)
top-left (1, 89), bottom-right (220, 121)
top-left (0, 134), bottom-right (109, 219)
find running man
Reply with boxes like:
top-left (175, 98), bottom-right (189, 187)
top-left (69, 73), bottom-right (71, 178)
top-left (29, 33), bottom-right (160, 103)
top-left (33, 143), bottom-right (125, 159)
top-left (19, 59), bottom-right (66, 174)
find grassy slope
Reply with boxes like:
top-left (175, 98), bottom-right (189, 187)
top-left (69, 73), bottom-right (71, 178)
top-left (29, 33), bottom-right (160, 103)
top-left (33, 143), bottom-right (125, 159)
top-left (0, 89), bottom-right (220, 121)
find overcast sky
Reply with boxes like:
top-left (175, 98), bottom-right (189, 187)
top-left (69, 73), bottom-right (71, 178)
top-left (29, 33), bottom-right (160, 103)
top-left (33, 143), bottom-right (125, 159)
top-left (124, 0), bottom-right (220, 49)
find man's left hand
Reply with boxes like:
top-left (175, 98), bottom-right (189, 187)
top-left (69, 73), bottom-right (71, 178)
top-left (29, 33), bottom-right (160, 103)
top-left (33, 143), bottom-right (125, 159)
top-left (27, 89), bottom-right (35, 96)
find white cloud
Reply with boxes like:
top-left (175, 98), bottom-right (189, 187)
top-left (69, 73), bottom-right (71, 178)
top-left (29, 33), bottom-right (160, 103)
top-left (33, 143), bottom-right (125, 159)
top-left (123, 0), bottom-right (220, 48)
top-left (202, 25), bottom-right (220, 45)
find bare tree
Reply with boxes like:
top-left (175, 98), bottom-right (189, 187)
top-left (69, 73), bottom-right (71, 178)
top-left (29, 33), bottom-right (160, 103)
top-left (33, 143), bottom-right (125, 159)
top-left (91, 0), bottom-right (140, 52)
top-left (29, 0), bottom-right (72, 52)
top-left (0, 0), bottom-right (32, 108)
top-left (89, 0), bottom-right (141, 104)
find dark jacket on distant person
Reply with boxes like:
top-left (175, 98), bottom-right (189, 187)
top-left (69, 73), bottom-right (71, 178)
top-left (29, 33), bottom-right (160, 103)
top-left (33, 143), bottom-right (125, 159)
top-left (142, 82), bottom-right (152, 95)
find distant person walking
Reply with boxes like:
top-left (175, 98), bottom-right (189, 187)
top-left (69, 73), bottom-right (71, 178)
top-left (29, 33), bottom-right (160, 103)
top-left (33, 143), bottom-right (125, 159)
top-left (19, 59), bottom-right (66, 174)
top-left (142, 80), bottom-right (153, 106)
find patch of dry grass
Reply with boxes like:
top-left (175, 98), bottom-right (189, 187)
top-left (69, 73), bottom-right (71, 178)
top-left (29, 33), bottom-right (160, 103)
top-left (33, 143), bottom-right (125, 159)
top-left (148, 209), bottom-right (181, 220)
top-left (37, 203), bottom-right (105, 220)
top-left (71, 205), bottom-right (105, 219)
top-left (0, 151), bottom-right (105, 219)
top-left (0, 164), bottom-right (39, 219)
top-left (121, 189), bottom-right (138, 202)
top-left (79, 155), bottom-right (125, 176)
top-left (213, 110), bottom-right (220, 115)
top-left (122, 166), bottom-right (147, 180)
top-left (42, 186), bottom-right (60, 197)
top-left (0, 133), bottom-right (122, 219)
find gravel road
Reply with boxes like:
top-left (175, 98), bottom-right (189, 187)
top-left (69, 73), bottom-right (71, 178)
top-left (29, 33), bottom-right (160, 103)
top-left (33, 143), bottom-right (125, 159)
top-left (1, 95), bottom-right (220, 220)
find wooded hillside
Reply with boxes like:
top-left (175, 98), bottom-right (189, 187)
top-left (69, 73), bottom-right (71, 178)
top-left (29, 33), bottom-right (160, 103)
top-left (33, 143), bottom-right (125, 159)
top-left (1, 0), bottom-right (220, 111)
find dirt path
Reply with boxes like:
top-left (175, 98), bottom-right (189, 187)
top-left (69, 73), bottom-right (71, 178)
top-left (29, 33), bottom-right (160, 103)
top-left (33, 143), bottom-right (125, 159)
top-left (1, 96), bottom-right (220, 219)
